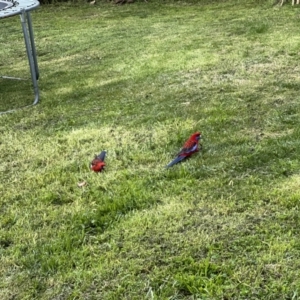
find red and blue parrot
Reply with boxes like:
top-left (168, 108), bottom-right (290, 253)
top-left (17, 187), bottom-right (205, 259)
top-left (166, 132), bottom-right (202, 168)
top-left (90, 150), bottom-right (106, 172)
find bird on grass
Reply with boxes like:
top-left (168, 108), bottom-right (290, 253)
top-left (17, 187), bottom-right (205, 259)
top-left (165, 132), bottom-right (202, 168)
top-left (90, 150), bottom-right (106, 172)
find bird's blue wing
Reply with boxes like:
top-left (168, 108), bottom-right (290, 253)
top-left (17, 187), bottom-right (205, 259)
top-left (178, 142), bottom-right (198, 156)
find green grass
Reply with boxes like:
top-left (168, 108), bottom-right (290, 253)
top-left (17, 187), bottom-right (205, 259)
top-left (1, 0), bottom-right (300, 298)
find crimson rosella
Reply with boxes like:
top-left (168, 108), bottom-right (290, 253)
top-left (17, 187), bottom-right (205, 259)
top-left (90, 150), bottom-right (106, 172)
top-left (166, 132), bottom-right (202, 168)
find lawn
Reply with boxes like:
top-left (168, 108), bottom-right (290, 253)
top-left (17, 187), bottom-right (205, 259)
top-left (1, 0), bottom-right (300, 299)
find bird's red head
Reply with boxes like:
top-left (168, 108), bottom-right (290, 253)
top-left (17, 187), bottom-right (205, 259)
top-left (90, 160), bottom-right (106, 172)
top-left (191, 132), bottom-right (201, 141)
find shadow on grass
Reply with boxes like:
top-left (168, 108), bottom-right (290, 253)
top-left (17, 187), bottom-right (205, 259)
top-left (0, 78), bottom-right (35, 112)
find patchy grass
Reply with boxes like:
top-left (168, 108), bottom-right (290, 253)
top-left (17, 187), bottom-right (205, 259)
top-left (1, 0), bottom-right (300, 299)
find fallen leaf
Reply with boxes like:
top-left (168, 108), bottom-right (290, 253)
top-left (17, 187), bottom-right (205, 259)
top-left (78, 181), bottom-right (87, 188)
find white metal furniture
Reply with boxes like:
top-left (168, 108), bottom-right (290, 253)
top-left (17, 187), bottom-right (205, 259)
top-left (0, 0), bottom-right (40, 114)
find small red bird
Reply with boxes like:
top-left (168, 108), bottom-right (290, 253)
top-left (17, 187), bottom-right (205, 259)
top-left (166, 132), bottom-right (202, 168)
top-left (90, 150), bottom-right (106, 172)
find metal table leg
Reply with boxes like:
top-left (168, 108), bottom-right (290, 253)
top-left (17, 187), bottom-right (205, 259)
top-left (0, 9), bottom-right (39, 115)
top-left (25, 10), bottom-right (39, 80)
top-left (20, 9), bottom-right (39, 105)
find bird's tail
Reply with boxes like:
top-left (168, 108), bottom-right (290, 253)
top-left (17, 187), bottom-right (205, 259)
top-left (165, 156), bottom-right (185, 168)
top-left (96, 150), bottom-right (107, 161)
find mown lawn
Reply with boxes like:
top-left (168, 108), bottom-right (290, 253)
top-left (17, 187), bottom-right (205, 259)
top-left (1, 0), bottom-right (300, 299)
